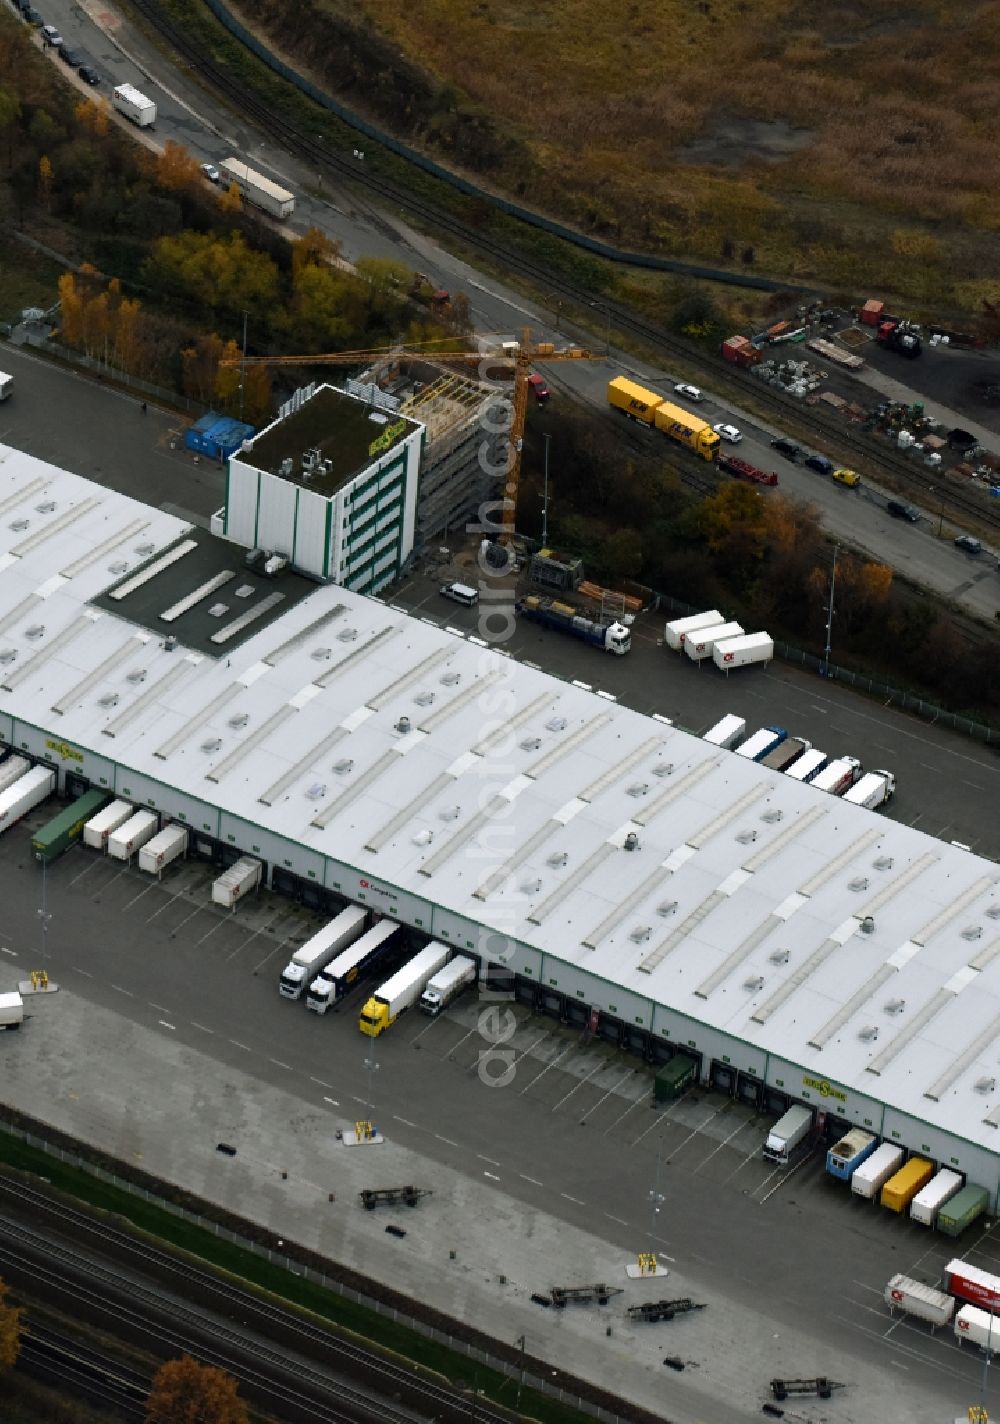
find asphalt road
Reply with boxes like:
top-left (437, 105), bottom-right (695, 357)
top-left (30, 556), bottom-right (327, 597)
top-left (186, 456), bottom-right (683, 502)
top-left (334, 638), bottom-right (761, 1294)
top-left (6, 0), bottom-right (1000, 623)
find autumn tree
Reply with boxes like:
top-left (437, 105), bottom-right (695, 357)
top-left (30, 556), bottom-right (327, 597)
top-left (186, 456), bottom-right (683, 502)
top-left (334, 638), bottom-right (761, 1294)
top-left (218, 182), bottom-right (242, 217)
top-left (242, 363), bottom-right (272, 426)
top-left (146, 1355), bottom-right (248, 1424)
top-left (292, 225), bottom-right (343, 283)
top-left (74, 96), bottom-right (110, 139)
top-left (157, 140), bottom-right (201, 193)
top-left (0, 88), bottom-right (20, 174)
top-left (0, 1278), bottom-right (22, 1374)
top-left (181, 333), bottom-right (226, 406)
top-left (37, 153), bottom-right (53, 211)
top-left (144, 230), bottom-right (280, 319)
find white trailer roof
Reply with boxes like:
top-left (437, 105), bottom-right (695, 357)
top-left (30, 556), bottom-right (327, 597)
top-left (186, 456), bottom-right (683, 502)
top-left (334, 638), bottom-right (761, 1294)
top-left (1, 451), bottom-right (1000, 1155)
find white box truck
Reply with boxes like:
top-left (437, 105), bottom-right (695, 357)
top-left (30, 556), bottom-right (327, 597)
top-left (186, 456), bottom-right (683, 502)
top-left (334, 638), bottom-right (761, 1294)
top-left (279, 905), bottom-right (367, 1001)
top-left (785, 749), bottom-right (827, 783)
top-left (884, 1275), bottom-right (954, 1329)
top-left (0, 373), bottom-right (12, 401)
top-left (811, 756), bottom-right (863, 795)
top-left (664, 610), bottom-right (724, 651)
top-left (0, 991), bottom-right (24, 1030)
top-left (83, 799), bottom-right (133, 849)
top-left (219, 158), bottom-right (295, 219)
top-left (762, 1104), bottom-right (813, 1165)
top-left (359, 941), bottom-right (451, 1036)
top-left (0, 764), bottom-right (55, 834)
top-left (211, 856), bottom-right (262, 909)
top-left (113, 83), bottom-right (157, 127)
top-left (0, 755), bottom-right (30, 794)
top-left (138, 824), bottom-right (188, 876)
top-left (910, 1169), bottom-right (964, 1226)
top-left (684, 621), bottom-right (744, 661)
top-left (735, 725), bottom-right (787, 762)
top-left (955, 1305), bottom-right (1000, 1351)
top-left (712, 632), bottom-right (774, 670)
top-left (107, 808), bottom-right (158, 861)
top-left (844, 770), bottom-right (896, 808)
top-left (702, 714), bottom-right (746, 749)
top-left (851, 1142), bottom-right (905, 1199)
top-left (420, 955), bottom-right (477, 1015)
top-left (306, 918), bottom-right (400, 1014)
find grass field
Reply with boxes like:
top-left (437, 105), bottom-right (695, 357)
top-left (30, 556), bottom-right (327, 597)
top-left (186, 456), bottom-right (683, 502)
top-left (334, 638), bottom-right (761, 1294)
top-left (269, 0), bottom-right (1000, 314)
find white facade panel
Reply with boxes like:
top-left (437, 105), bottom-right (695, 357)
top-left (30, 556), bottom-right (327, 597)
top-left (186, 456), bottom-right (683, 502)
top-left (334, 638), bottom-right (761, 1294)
top-left (256, 472), bottom-right (297, 560)
top-left (218, 814), bottom-right (324, 881)
top-left (224, 459), bottom-right (260, 548)
top-left (291, 484), bottom-right (329, 580)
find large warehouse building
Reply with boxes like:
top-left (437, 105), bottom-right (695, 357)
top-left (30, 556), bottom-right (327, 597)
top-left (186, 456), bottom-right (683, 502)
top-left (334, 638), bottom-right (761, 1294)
top-left (2, 448), bottom-right (1000, 1200)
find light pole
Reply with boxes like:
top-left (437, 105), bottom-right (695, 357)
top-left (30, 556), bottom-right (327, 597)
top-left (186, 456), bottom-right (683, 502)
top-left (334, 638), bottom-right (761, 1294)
top-left (363, 1054), bottom-right (379, 1124)
top-left (515, 1334), bottom-right (526, 1409)
top-left (37, 859), bottom-right (50, 966)
top-left (542, 433), bottom-right (551, 546)
top-left (648, 1136), bottom-right (664, 1250)
top-left (822, 544), bottom-right (839, 677)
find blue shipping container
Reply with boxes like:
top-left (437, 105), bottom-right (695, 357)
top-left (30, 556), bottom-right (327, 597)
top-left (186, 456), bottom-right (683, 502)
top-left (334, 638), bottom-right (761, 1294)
top-left (184, 411), bottom-right (255, 460)
top-left (826, 1127), bottom-right (878, 1181)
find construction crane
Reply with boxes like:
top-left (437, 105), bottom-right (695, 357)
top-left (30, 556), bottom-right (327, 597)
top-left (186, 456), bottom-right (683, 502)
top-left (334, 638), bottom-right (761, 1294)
top-left (224, 331), bottom-right (597, 544)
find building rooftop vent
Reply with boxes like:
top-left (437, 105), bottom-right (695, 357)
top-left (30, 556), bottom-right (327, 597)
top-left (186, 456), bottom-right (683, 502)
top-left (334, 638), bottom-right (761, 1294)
top-left (860, 916), bottom-right (876, 934)
top-left (201, 738), bottom-right (222, 753)
top-left (849, 877), bottom-right (870, 893)
top-left (652, 763), bottom-right (675, 777)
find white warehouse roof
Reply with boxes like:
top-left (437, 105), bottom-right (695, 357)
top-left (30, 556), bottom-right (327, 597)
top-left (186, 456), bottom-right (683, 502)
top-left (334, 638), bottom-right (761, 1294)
top-left (1, 450), bottom-right (999, 1156)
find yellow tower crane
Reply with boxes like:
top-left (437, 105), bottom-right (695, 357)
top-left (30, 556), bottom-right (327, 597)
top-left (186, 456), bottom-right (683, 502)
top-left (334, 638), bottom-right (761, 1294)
top-left (225, 331), bottom-right (596, 544)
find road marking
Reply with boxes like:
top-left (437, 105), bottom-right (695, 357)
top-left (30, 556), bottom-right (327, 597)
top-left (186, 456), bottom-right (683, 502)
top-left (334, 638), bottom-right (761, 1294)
top-left (756, 1147), bottom-right (818, 1204)
top-left (561, 1192), bottom-right (585, 1205)
top-left (519, 1174), bottom-right (544, 1186)
top-left (602, 1093), bottom-right (650, 1137)
top-left (323, 1096), bottom-right (339, 1107)
top-left (158, 1020), bottom-right (176, 1031)
top-left (478, 1153), bottom-right (501, 1166)
top-left (191, 1022), bottom-right (214, 1034)
top-left (72, 966), bottom-right (92, 977)
top-left (579, 1068), bottom-right (636, 1124)
top-left (120, 881), bottom-right (158, 912)
top-left (1, 947), bottom-right (16, 957)
top-left (692, 1118), bottom-right (753, 1173)
top-left (149, 1003), bottom-right (171, 1014)
top-left (435, 1134), bottom-right (459, 1147)
top-left (483, 1170), bottom-right (501, 1181)
top-left (309, 1076), bottom-right (333, 1089)
top-left (269, 1058), bottom-right (291, 1070)
top-left (889, 1360), bottom-right (909, 1371)
top-left (605, 1213), bottom-right (628, 1226)
top-left (229, 1039), bottom-right (251, 1052)
top-left (111, 984), bottom-right (134, 997)
top-left (393, 1116), bottom-right (416, 1127)
top-left (519, 1041), bottom-right (574, 1094)
top-left (145, 890), bottom-right (187, 924)
top-left (549, 1059), bottom-right (605, 1112)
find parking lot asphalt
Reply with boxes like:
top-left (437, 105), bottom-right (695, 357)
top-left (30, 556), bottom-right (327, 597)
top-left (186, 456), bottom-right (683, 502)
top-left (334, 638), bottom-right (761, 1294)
top-left (394, 558), bottom-right (1000, 860)
top-left (1, 817), bottom-right (996, 1423)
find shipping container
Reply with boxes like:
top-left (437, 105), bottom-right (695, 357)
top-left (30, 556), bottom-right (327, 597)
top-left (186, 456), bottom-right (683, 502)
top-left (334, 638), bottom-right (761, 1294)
top-left (955, 1305), bottom-right (1000, 1350)
top-left (0, 754), bottom-right (29, 794)
top-left (944, 1259), bottom-right (1000, 1311)
top-left (884, 1275), bottom-right (954, 1329)
top-left (138, 824), bottom-right (189, 876)
top-left (712, 632), bottom-right (774, 670)
top-left (826, 1128), bottom-right (877, 1181)
top-left (860, 298), bottom-right (885, 327)
top-left (881, 1157), bottom-right (934, 1213)
top-left (785, 749), bottom-right (828, 783)
top-left (219, 158), bottom-right (295, 219)
top-left (938, 1185), bottom-right (990, 1238)
top-left (654, 1055), bottom-right (698, 1102)
top-left (664, 610), bottom-right (725, 651)
top-left (721, 335), bottom-right (760, 368)
top-left (32, 788), bottom-right (110, 863)
top-left (910, 1169), bottom-right (963, 1227)
top-left (0, 764), bottom-right (55, 834)
top-left (211, 856), bottom-right (262, 908)
top-left (107, 809), bottom-right (159, 862)
top-left (83, 799), bottom-right (133, 850)
top-left (851, 1142), bottom-right (905, 1199)
top-left (684, 621), bottom-right (744, 661)
top-left (702, 714), bottom-right (746, 750)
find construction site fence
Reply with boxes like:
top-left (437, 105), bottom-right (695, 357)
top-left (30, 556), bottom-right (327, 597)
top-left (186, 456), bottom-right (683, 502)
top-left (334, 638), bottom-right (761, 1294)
top-left (653, 590), bottom-right (1000, 747)
top-left (0, 1118), bottom-right (634, 1424)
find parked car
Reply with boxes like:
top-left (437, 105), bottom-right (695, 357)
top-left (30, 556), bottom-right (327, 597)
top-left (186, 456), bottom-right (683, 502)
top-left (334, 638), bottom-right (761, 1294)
top-left (804, 454), bottom-right (833, 475)
top-left (40, 23), bottom-right (63, 45)
top-left (887, 500), bottom-right (919, 522)
top-left (58, 44), bottom-right (84, 65)
top-left (955, 535), bottom-right (983, 555)
top-left (200, 163), bottom-right (221, 183)
top-left (527, 373), bottom-right (550, 404)
top-left (22, 5), bottom-right (43, 22)
top-left (713, 422), bottom-right (742, 443)
top-left (770, 437), bottom-right (801, 461)
top-left (78, 64), bottom-right (100, 86)
top-left (832, 467), bottom-right (861, 487)
top-left (674, 383), bottom-right (703, 403)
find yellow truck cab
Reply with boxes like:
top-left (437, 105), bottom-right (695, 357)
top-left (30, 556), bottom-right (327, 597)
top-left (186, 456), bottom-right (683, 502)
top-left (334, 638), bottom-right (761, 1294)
top-left (832, 467), bottom-right (861, 487)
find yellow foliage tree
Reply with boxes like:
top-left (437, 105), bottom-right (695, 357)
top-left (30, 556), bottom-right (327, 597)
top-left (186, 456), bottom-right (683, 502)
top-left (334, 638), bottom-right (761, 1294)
top-left (181, 333), bottom-right (225, 405)
top-left (157, 140), bottom-right (201, 193)
top-left (292, 225), bottom-right (342, 283)
top-left (213, 339), bottom-right (242, 407)
top-left (74, 97), bottom-right (109, 138)
top-left (58, 270), bottom-right (84, 346)
top-left (218, 182), bottom-right (242, 216)
top-left (146, 1355), bottom-right (248, 1424)
top-left (38, 153), bottom-right (52, 210)
top-left (0, 1278), bottom-right (22, 1374)
top-left (243, 365), bottom-right (272, 427)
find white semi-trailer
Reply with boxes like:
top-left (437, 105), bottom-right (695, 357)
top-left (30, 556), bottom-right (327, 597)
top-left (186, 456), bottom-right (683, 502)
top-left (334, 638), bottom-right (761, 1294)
top-left (0, 755), bottom-right (30, 794)
top-left (279, 905), bottom-right (368, 1001)
top-left (0, 764), bottom-right (55, 834)
top-left (83, 800), bottom-right (133, 849)
top-left (112, 83), bottom-right (156, 127)
top-left (664, 610), bottom-right (724, 651)
top-left (306, 919), bottom-right (402, 1015)
top-left (0, 991), bottom-right (24, 1030)
top-left (138, 824), bottom-right (189, 876)
top-left (107, 809), bottom-right (158, 861)
top-left (211, 857), bottom-right (262, 909)
top-left (219, 158), bottom-right (295, 219)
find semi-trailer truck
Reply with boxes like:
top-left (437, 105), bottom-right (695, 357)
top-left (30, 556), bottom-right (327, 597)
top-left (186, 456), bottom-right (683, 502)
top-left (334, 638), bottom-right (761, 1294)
top-left (607, 378), bottom-right (720, 461)
top-left (762, 1104), bottom-right (812, 1165)
top-left (0, 755), bottom-right (29, 794)
top-left (279, 905), bottom-right (368, 1001)
top-left (702, 713), bottom-right (746, 749)
top-left (945, 1259), bottom-right (1000, 1311)
top-left (112, 83), bottom-right (156, 127)
top-left (735, 725), bottom-right (787, 762)
top-left (825, 1128), bottom-right (877, 1181)
top-left (219, 158), bottom-right (295, 219)
top-left (785, 749), bottom-right (828, 783)
top-left (843, 770), bottom-right (896, 808)
top-left (420, 955), bottom-right (477, 1015)
top-left (306, 919), bottom-right (400, 1015)
top-left (664, 611), bottom-right (724, 650)
top-left (359, 942), bottom-right (451, 1036)
top-left (31, 788), bottom-right (109, 862)
top-left (810, 756), bottom-right (863, 795)
top-left (851, 1142), bottom-right (905, 1199)
top-left (0, 764), bottom-right (55, 834)
top-left (910, 1169), bottom-right (963, 1226)
top-left (518, 595), bottom-right (630, 654)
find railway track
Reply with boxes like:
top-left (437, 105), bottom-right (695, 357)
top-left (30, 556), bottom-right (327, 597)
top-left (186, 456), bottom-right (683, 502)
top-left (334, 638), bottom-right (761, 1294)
top-left (19, 1322), bottom-right (149, 1421)
top-left (126, 0), bottom-right (1000, 535)
top-left (0, 1176), bottom-right (524, 1424)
